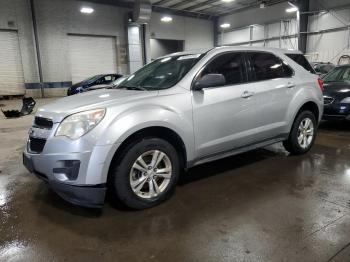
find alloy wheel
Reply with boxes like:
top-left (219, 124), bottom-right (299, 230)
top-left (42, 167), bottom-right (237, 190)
top-left (297, 117), bottom-right (314, 149)
top-left (129, 150), bottom-right (172, 199)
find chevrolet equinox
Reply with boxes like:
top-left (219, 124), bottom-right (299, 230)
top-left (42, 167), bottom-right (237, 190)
top-left (23, 47), bottom-right (324, 209)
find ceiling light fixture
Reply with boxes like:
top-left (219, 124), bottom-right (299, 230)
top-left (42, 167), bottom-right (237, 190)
top-left (222, 0), bottom-right (234, 2)
top-left (220, 23), bottom-right (231, 29)
top-left (161, 16), bottom-right (173, 22)
top-left (260, 1), bottom-right (266, 8)
top-left (286, 6), bottom-right (298, 12)
top-left (80, 7), bottom-right (94, 14)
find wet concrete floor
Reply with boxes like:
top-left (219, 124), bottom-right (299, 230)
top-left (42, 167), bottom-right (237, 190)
top-left (0, 98), bottom-right (350, 261)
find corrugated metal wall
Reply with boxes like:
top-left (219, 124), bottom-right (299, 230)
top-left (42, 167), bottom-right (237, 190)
top-left (0, 31), bottom-right (25, 95)
top-left (306, 7), bottom-right (350, 63)
top-left (218, 19), bottom-right (299, 50)
top-left (217, 0), bottom-right (350, 65)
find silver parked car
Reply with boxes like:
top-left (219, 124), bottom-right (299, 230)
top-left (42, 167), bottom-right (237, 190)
top-left (23, 47), bottom-right (324, 209)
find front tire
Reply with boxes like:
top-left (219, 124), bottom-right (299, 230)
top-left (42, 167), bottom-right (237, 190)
top-left (109, 137), bottom-right (180, 210)
top-left (283, 110), bottom-right (317, 155)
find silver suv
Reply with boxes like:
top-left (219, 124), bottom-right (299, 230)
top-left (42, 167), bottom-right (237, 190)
top-left (23, 47), bottom-right (324, 209)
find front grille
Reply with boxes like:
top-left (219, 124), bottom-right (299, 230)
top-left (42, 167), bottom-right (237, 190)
top-left (34, 117), bottom-right (53, 129)
top-left (28, 137), bottom-right (46, 154)
top-left (323, 96), bottom-right (335, 105)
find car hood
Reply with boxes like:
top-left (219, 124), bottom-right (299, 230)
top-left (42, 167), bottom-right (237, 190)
top-left (323, 81), bottom-right (350, 99)
top-left (36, 89), bottom-right (159, 122)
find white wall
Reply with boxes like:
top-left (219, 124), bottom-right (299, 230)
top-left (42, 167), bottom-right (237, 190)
top-left (306, 4), bottom-right (350, 63)
top-left (150, 39), bottom-right (183, 60)
top-left (0, 0), bottom-right (39, 84)
top-left (149, 12), bottom-right (214, 51)
top-left (217, 0), bottom-right (350, 65)
top-left (217, 2), bottom-right (299, 50)
top-left (218, 2), bottom-right (295, 30)
top-left (35, 0), bottom-right (129, 84)
top-left (0, 0), bottom-right (131, 96)
top-left (310, 0), bottom-right (350, 11)
top-left (127, 25), bottom-right (143, 73)
top-left (218, 19), bottom-right (298, 50)
top-left (0, 0), bottom-right (215, 97)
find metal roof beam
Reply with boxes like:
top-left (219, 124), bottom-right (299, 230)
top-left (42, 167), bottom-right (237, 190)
top-left (153, 0), bottom-right (174, 5)
top-left (167, 0), bottom-right (193, 9)
top-left (217, 0), bottom-right (286, 16)
top-left (152, 5), bottom-right (216, 20)
top-left (185, 0), bottom-right (220, 11)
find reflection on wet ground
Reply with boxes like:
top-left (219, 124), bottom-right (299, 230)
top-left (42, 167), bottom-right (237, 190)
top-left (1, 102), bottom-right (350, 261)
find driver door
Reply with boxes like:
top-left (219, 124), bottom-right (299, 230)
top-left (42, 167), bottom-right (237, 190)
top-left (192, 52), bottom-right (258, 159)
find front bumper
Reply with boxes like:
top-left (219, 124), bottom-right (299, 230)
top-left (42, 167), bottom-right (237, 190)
top-left (323, 103), bottom-right (350, 121)
top-left (23, 152), bottom-right (106, 208)
top-left (322, 114), bottom-right (350, 121)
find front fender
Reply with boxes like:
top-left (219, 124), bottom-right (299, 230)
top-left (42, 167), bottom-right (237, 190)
top-left (96, 104), bottom-right (195, 163)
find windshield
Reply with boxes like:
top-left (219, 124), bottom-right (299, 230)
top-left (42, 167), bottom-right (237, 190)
top-left (117, 54), bottom-right (204, 91)
top-left (315, 63), bottom-right (335, 74)
top-left (323, 67), bottom-right (350, 82)
top-left (109, 76), bottom-right (128, 88)
top-left (82, 75), bottom-right (102, 84)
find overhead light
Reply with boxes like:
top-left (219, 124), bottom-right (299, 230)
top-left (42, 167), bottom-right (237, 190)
top-left (222, 0), bottom-right (234, 2)
top-left (80, 7), bottom-right (94, 14)
top-left (260, 1), bottom-right (266, 8)
top-left (286, 6), bottom-right (298, 12)
top-left (161, 16), bottom-right (173, 22)
top-left (220, 23), bottom-right (231, 29)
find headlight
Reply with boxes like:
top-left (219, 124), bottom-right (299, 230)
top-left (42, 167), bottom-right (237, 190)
top-left (340, 97), bottom-right (350, 103)
top-left (55, 108), bottom-right (105, 140)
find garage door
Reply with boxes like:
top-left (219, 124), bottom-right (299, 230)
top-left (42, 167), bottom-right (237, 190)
top-left (68, 35), bottom-right (118, 84)
top-left (0, 31), bottom-right (25, 95)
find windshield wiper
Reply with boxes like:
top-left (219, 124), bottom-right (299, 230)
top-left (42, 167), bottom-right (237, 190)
top-left (117, 85), bottom-right (147, 91)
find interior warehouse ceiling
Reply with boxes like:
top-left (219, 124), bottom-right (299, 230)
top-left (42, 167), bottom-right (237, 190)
top-left (81, 0), bottom-right (288, 19)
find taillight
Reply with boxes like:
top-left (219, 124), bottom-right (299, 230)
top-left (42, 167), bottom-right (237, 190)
top-left (318, 78), bottom-right (324, 92)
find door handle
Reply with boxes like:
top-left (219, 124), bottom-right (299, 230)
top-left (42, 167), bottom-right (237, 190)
top-left (241, 91), bottom-right (254, 98)
top-left (286, 82), bottom-right (295, 88)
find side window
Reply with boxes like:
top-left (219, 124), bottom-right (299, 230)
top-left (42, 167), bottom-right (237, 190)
top-left (201, 52), bottom-right (246, 86)
top-left (104, 75), bottom-right (112, 82)
top-left (248, 52), bottom-right (291, 81)
top-left (285, 53), bottom-right (315, 74)
top-left (95, 78), bottom-right (103, 84)
top-left (282, 62), bottom-right (294, 77)
top-left (340, 68), bottom-right (350, 81)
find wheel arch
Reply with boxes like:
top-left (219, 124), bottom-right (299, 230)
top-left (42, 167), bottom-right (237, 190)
top-left (107, 126), bottom-right (188, 180)
top-left (295, 101), bottom-right (320, 124)
top-left (287, 100), bottom-right (320, 137)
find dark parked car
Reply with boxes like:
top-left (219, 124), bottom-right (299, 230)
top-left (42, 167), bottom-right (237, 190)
top-left (322, 65), bottom-right (350, 121)
top-left (67, 74), bottom-right (122, 96)
top-left (312, 62), bottom-right (335, 77)
top-left (99, 75), bottom-right (129, 90)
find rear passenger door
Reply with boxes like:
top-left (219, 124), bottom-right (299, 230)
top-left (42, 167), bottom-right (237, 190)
top-left (246, 52), bottom-right (296, 140)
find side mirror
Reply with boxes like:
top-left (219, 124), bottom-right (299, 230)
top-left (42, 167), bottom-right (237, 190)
top-left (193, 74), bottom-right (226, 90)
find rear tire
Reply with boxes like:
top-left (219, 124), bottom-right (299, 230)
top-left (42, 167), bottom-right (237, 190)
top-left (109, 137), bottom-right (180, 210)
top-left (283, 110), bottom-right (317, 155)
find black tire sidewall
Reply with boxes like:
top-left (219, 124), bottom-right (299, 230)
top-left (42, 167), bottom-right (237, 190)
top-left (111, 137), bottom-right (180, 209)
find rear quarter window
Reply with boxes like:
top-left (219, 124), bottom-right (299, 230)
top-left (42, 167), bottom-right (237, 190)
top-left (285, 53), bottom-right (316, 74)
